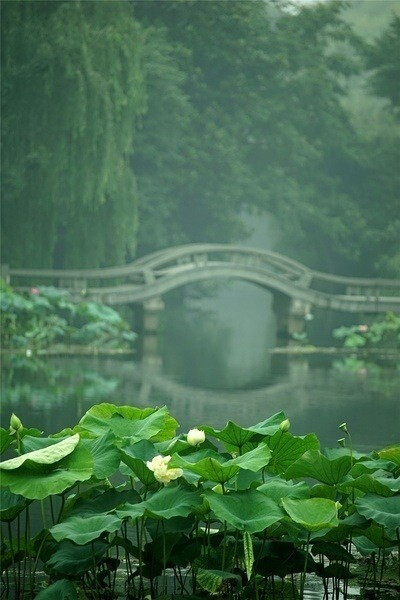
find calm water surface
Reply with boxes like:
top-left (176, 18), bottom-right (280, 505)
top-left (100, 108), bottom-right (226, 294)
top-left (2, 281), bottom-right (399, 451)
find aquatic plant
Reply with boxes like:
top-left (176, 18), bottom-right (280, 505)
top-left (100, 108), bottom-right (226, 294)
top-left (0, 281), bottom-right (136, 352)
top-left (1, 405), bottom-right (399, 599)
top-left (333, 313), bottom-right (400, 350)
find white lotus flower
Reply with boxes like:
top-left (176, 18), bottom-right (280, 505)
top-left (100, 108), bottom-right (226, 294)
top-left (146, 454), bottom-right (183, 485)
top-left (187, 428), bottom-right (205, 446)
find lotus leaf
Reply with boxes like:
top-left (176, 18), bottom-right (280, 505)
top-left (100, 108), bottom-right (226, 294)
top-left (82, 432), bottom-right (121, 479)
top-left (117, 484), bottom-right (202, 520)
top-left (203, 489), bottom-right (284, 533)
top-left (281, 498), bottom-right (339, 532)
top-left (258, 477), bottom-right (309, 503)
top-left (285, 450), bottom-right (352, 485)
top-left (339, 474), bottom-right (400, 497)
top-left (0, 434), bottom-right (79, 470)
top-left (355, 493), bottom-right (400, 531)
top-left (50, 513), bottom-right (122, 545)
top-left (70, 487), bottom-right (140, 516)
top-left (0, 443), bottom-right (93, 499)
top-left (119, 439), bottom-right (158, 485)
top-left (0, 428), bottom-right (12, 454)
top-left (35, 579), bottom-right (77, 599)
top-left (267, 432), bottom-right (320, 475)
top-left (171, 452), bottom-right (239, 484)
top-left (378, 443), bottom-right (400, 465)
top-left (0, 489), bottom-right (27, 522)
top-left (45, 539), bottom-right (108, 575)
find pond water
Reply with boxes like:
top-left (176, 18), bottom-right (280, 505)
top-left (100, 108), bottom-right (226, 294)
top-left (2, 280), bottom-right (399, 452)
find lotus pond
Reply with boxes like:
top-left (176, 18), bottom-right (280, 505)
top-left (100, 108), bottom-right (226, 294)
top-left (1, 403), bottom-right (399, 600)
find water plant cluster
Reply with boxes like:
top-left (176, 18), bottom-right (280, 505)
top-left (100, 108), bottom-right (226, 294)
top-left (0, 282), bottom-right (136, 352)
top-left (1, 405), bottom-right (399, 599)
top-left (333, 313), bottom-right (400, 351)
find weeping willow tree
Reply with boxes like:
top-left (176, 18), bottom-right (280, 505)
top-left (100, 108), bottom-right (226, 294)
top-left (1, 0), bottom-right (145, 268)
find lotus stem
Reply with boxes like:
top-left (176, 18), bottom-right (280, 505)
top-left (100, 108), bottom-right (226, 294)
top-left (300, 531), bottom-right (311, 600)
top-left (7, 521), bottom-right (18, 596)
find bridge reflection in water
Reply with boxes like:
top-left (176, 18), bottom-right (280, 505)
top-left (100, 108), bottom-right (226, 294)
top-left (5, 243), bottom-right (400, 340)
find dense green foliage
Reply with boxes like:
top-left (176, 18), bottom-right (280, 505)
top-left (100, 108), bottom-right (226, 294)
top-left (0, 282), bottom-right (136, 351)
top-left (1, 405), bottom-right (399, 598)
top-left (333, 312), bottom-right (400, 350)
top-left (1, 0), bottom-right (399, 275)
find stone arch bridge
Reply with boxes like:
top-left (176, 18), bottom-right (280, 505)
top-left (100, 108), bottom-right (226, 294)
top-left (5, 244), bottom-right (400, 337)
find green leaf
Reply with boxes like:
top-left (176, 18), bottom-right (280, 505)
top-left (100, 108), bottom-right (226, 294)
top-left (0, 428), bottom-right (12, 454)
top-left (267, 432), bottom-right (320, 475)
top-left (50, 513), bottom-right (122, 545)
top-left (35, 580), bottom-right (77, 600)
top-left (70, 488), bottom-right (140, 516)
top-left (281, 498), bottom-right (339, 532)
top-left (378, 444), bottom-right (400, 465)
top-left (203, 489), bottom-right (284, 534)
top-left (45, 539), bottom-right (108, 575)
top-left (0, 443), bottom-right (93, 499)
top-left (0, 434), bottom-right (79, 470)
top-left (119, 440), bottom-right (157, 485)
top-left (82, 432), bottom-right (121, 480)
top-left (196, 568), bottom-right (241, 594)
top-left (171, 452), bottom-right (239, 484)
top-left (339, 474), bottom-right (399, 497)
top-left (355, 494), bottom-right (400, 532)
top-left (285, 450), bottom-right (352, 485)
top-left (311, 541), bottom-right (355, 563)
top-left (257, 478), bottom-right (309, 503)
top-left (201, 412), bottom-right (285, 452)
top-left (225, 442), bottom-right (271, 472)
top-left (117, 484), bottom-right (202, 521)
top-left (0, 489), bottom-right (27, 522)
top-left (243, 531), bottom-right (254, 579)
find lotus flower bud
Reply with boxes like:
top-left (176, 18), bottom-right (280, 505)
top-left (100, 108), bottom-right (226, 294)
top-left (279, 418), bottom-right (290, 433)
top-left (187, 428), bottom-right (205, 446)
top-left (9, 413), bottom-right (23, 434)
top-left (337, 438), bottom-right (346, 448)
top-left (338, 422), bottom-right (348, 433)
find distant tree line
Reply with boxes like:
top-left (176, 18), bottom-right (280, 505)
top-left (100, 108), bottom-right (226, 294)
top-left (1, 0), bottom-right (399, 276)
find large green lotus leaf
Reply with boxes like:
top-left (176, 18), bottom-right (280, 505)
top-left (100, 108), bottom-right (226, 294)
top-left (196, 568), bottom-right (241, 594)
top-left (120, 439), bottom-right (158, 485)
top-left (311, 540), bottom-right (355, 563)
top-left (285, 450), bottom-right (352, 485)
top-left (0, 489), bottom-right (27, 522)
top-left (78, 403), bottom-right (178, 442)
top-left (378, 443), bottom-right (400, 465)
top-left (323, 447), bottom-right (367, 461)
top-left (359, 523), bottom-right (397, 549)
top-left (82, 432), bottom-right (121, 480)
top-left (0, 428), bottom-right (12, 454)
top-left (117, 485), bottom-right (202, 520)
top-left (35, 579), bottom-right (77, 600)
top-left (267, 432), bottom-right (320, 475)
top-left (310, 484), bottom-right (337, 501)
top-left (353, 534), bottom-right (393, 556)
top-left (0, 434), bottom-right (79, 470)
top-left (45, 539), bottom-right (108, 575)
top-left (256, 541), bottom-right (317, 577)
top-left (201, 412), bottom-right (285, 452)
top-left (50, 513), bottom-right (122, 545)
top-left (258, 478), bottom-right (309, 503)
top-left (356, 494), bottom-right (400, 532)
top-left (203, 489), bottom-right (284, 534)
top-left (281, 498), bottom-right (339, 532)
top-left (339, 474), bottom-right (399, 497)
top-left (224, 442), bottom-right (271, 472)
top-left (20, 435), bottom-right (63, 453)
top-left (70, 487), bottom-right (140, 516)
top-left (351, 458), bottom-right (397, 477)
top-left (0, 443), bottom-right (93, 499)
top-left (171, 453), bottom-right (239, 484)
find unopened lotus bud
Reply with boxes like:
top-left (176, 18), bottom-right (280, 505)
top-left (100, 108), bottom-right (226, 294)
top-left (338, 422), bottom-right (348, 433)
top-left (279, 418), bottom-right (290, 433)
top-left (9, 413), bottom-right (23, 434)
top-left (187, 428), bottom-right (205, 446)
top-left (337, 438), bottom-right (346, 448)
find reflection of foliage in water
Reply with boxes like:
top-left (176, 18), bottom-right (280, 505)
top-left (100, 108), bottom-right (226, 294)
top-left (0, 281), bottom-right (136, 351)
top-left (1, 354), bottom-right (118, 410)
top-left (333, 356), bottom-right (400, 397)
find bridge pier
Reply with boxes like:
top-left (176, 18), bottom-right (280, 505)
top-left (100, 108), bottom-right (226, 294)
top-left (273, 294), bottom-right (311, 344)
top-left (140, 297), bottom-right (165, 357)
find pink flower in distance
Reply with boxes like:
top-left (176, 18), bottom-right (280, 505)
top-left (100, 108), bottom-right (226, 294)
top-left (30, 287), bottom-right (40, 295)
